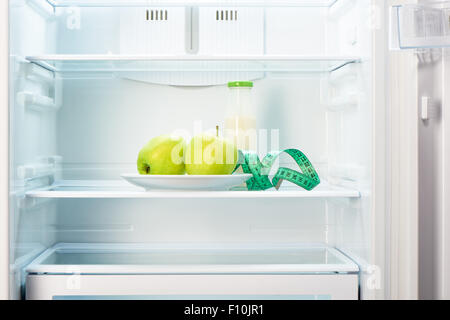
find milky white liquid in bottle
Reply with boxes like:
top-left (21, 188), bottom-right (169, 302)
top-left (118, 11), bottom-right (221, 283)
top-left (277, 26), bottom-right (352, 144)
top-left (224, 81), bottom-right (257, 152)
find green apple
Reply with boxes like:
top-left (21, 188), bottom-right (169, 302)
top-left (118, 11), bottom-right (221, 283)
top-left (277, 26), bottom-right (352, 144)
top-left (185, 133), bottom-right (238, 175)
top-left (137, 134), bottom-right (186, 175)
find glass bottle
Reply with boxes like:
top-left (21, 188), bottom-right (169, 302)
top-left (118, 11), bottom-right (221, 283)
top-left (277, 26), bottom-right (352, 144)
top-left (224, 81), bottom-right (257, 151)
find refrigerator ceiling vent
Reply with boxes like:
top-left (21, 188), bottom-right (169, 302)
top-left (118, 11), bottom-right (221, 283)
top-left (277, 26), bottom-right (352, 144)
top-left (146, 9), bottom-right (168, 21)
top-left (216, 10), bottom-right (238, 21)
top-left (116, 6), bottom-right (264, 85)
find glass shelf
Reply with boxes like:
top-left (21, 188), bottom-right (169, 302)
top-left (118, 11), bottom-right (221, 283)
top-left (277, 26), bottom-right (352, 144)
top-left (46, 0), bottom-right (340, 8)
top-left (391, 3), bottom-right (450, 49)
top-left (26, 55), bottom-right (360, 74)
top-left (26, 243), bottom-right (359, 274)
top-left (25, 180), bottom-right (361, 199)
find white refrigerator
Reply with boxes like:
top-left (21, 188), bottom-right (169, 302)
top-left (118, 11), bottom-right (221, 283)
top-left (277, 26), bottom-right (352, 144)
top-left (1, 0), bottom-right (449, 300)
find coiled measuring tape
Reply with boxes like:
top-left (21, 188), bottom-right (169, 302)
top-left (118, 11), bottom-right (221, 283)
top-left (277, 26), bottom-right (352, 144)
top-left (233, 149), bottom-right (321, 191)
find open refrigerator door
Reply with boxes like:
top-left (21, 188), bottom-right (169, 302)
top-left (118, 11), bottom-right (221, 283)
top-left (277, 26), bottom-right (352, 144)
top-left (388, 0), bottom-right (450, 300)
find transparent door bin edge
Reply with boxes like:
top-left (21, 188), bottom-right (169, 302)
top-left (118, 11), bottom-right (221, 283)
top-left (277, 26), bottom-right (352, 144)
top-left (391, 4), bottom-right (450, 50)
top-left (45, 0), bottom-right (341, 8)
top-left (25, 243), bottom-right (359, 274)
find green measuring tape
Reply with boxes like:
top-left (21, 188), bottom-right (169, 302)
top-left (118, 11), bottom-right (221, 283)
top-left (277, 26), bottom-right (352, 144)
top-left (233, 149), bottom-right (321, 191)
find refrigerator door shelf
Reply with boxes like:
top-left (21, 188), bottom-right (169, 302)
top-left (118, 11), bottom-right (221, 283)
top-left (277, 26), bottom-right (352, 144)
top-left (25, 243), bottom-right (359, 275)
top-left (45, 0), bottom-right (341, 8)
top-left (391, 3), bottom-right (450, 50)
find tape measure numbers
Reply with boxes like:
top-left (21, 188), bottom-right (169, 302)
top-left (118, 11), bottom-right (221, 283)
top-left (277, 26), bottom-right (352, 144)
top-left (233, 149), bottom-right (320, 191)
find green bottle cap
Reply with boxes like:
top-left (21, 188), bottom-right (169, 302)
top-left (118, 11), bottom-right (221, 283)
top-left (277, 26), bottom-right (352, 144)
top-left (228, 81), bottom-right (253, 88)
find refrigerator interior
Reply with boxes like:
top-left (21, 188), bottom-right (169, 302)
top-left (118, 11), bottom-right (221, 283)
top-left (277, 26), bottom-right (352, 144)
top-left (9, 0), bottom-right (376, 299)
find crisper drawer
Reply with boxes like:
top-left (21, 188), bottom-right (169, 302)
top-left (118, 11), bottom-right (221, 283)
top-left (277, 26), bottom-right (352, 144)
top-left (25, 243), bottom-right (359, 300)
top-left (26, 274), bottom-right (359, 300)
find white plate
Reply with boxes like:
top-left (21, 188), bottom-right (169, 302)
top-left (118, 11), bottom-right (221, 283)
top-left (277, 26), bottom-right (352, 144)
top-left (121, 174), bottom-right (252, 191)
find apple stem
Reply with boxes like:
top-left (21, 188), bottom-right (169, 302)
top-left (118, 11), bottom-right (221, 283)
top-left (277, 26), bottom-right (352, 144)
top-left (216, 125), bottom-right (219, 137)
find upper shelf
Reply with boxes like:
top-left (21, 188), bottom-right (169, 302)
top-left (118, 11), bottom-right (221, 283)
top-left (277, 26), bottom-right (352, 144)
top-left (45, 0), bottom-right (340, 8)
top-left (25, 55), bottom-right (360, 74)
top-left (390, 3), bottom-right (450, 50)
